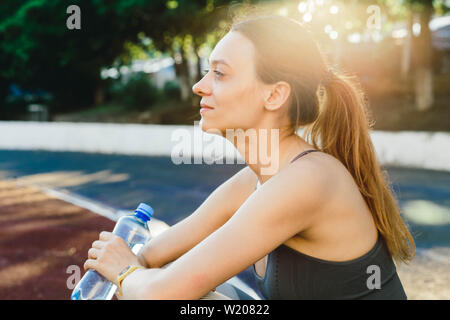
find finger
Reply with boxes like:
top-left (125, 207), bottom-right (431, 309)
top-left (88, 247), bottom-right (99, 260)
top-left (111, 235), bottom-right (126, 246)
top-left (99, 231), bottom-right (113, 241)
top-left (92, 240), bottom-right (105, 249)
top-left (83, 259), bottom-right (97, 271)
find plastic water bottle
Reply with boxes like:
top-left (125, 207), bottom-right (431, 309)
top-left (71, 203), bottom-right (153, 300)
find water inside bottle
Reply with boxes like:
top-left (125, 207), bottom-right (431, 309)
top-left (71, 269), bottom-right (117, 300)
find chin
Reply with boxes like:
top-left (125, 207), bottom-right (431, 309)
top-left (199, 118), bottom-right (226, 137)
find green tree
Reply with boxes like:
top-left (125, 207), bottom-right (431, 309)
top-left (136, 0), bottom-right (236, 104)
top-left (377, 0), bottom-right (449, 111)
top-left (0, 0), bottom-right (166, 115)
top-left (0, 0), bottom-right (240, 118)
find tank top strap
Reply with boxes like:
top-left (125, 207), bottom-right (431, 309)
top-left (290, 149), bottom-right (320, 163)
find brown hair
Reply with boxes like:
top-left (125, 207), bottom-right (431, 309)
top-left (231, 15), bottom-right (415, 264)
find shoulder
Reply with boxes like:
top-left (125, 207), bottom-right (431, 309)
top-left (279, 151), bottom-right (335, 195)
top-left (257, 152), bottom-right (339, 219)
top-left (230, 158), bottom-right (332, 237)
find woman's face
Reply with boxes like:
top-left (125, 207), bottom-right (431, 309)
top-left (192, 31), bottom-right (267, 135)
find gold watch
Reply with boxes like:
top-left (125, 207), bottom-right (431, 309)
top-left (116, 265), bottom-right (145, 296)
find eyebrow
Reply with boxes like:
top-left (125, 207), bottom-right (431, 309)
top-left (209, 59), bottom-right (232, 69)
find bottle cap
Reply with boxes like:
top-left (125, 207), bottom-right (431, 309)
top-left (134, 203), bottom-right (154, 222)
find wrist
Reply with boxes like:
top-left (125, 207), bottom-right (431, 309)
top-left (116, 265), bottom-right (146, 296)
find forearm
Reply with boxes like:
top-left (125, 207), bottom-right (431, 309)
top-left (138, 223), bottom-right (200, 268)
top-left (120, 261), bottom-right (213, 300)
top-left (120, 267), bottom-right (165, 300)
top-left (138, 213), bottom-right (226, 269)
top-left (138, 230), bottom-right (182, 268)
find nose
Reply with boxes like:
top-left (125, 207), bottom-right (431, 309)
top-left (192, 77), bottom-right (210, 96)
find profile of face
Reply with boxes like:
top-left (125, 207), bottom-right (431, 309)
top-left (192, 31), bottom-right (272, 136)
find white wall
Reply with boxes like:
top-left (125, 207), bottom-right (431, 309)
top-left (1, 121), bottom-right (449, 171)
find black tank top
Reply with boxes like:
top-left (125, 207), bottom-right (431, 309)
top-left (252, 149), bottom-right (407, 299)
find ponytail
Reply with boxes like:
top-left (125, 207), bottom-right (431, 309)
top-left (303, 70), bottom-right (415, 264)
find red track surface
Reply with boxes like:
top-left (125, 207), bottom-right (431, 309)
top-left (0, 180), bottom-right (115, 300)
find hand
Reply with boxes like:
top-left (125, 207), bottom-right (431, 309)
top-left (83, 231), bottom-right (145, 285)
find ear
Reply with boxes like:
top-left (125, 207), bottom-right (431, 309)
top-left (263, 81), bottom-right (291, 112)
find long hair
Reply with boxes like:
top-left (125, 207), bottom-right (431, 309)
top-left (231, 15), bottom-right (415, 264)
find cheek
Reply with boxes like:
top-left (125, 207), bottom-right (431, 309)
top-left (206, 80), bottom-right (263, 130)
top-left (235, 85), bottom-right (264, 119)
top-left (217, 81), bottom-right (261, 113)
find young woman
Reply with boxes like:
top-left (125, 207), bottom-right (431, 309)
top-left (84, 15), bottom-right (415, 300)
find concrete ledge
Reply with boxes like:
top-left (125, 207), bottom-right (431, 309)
top-left (1, 121), bottom-right (449, 171)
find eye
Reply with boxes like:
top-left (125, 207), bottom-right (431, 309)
top-left (202, 69), bottom-right (224, 78)
top-left (214, 70), bottom-right (225, 78)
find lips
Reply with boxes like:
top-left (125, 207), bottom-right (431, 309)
top-left (200, 103), bottom-right (214, 110)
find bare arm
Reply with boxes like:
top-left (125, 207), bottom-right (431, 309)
top-left (137, 166), bottom-right (257, 268)
top-left (122, 159), bottom-right (328, 299)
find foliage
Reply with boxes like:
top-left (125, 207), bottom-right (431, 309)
top-left (0, 0), bottom-right (165, 114)
top-left (163, 80), bottom-right (181, 100)
top-left (0, 0), bottom-right (239, 118)
top-left (109, 72), bottom-right (161, 111)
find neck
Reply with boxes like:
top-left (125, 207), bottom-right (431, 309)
top-left (226, 127), bottom-right (314, 184)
